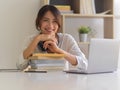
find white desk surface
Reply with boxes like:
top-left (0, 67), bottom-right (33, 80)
top-left (0, 69), bottom-right (120, 90)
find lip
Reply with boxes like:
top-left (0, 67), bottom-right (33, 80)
top-left (44, 29), bottom-right (53, 34)
top-left (47, 29), bottom-right (53, 32)
top-left (45, 28), bottom-right (53, 32)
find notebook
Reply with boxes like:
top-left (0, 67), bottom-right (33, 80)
top-left (65, 38), bottom-right (120, 74)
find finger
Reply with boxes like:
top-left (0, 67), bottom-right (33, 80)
top-left (43, 41), bottom-right (53, 49)
top-left (43, 42), bottom-right (48, 50)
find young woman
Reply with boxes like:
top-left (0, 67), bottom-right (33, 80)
top-left (18, 5), bottom-right (88, 70)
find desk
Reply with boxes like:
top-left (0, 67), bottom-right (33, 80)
top-left (0, 70), bottom-right (120, 90)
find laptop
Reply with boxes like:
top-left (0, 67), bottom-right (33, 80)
top-left (65, 38), bottom-right (120, 74)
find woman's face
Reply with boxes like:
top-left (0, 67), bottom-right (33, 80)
top-left (40, 11), bottom-right (59, 35)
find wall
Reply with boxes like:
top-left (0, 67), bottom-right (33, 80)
top-left (0, 0), bottom-right (42, 69)
top-left (114, 0), bottom-right (120, 68)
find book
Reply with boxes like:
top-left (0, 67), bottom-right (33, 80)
top-left (54, 5), bottom-right (71, 11)
top-left (60, 10), bottom-right (74, 14)
top-left (28, 53), bottom-right (65, 60)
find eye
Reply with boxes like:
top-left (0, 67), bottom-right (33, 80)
top-left (43, 19), bottom-right (48, 22)
top-left (53, 20), bottom-right (57, 24)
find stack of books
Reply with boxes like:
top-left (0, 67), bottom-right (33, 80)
top-left (54, 5), bottom-right (73, 14)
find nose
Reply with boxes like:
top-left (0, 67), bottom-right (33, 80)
top-left (48, 21), bottom-right (54, 29)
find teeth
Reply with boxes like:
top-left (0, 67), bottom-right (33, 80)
top-left (47, 29), bottom-right (53, 31)
top-left (45, 28), bottom-right (52, 31)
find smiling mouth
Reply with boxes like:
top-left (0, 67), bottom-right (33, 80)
top-left (45, 28), bottom-right (53, 32)
top-left (47, 30), bottom-right (53, 32)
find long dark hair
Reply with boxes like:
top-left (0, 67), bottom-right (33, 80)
top-left (35, 5), bottom-right (61, 31)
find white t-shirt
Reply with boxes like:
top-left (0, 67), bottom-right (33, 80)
top-left (17, 32), bottom-right (88, 70)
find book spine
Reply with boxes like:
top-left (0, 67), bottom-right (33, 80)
top-left (54, 5), bottom-right (71, 11)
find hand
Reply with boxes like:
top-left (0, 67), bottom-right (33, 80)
top-left (35, 33), bottom-right (57, 43)
top-left (43, 40), bottom-right (59, 53)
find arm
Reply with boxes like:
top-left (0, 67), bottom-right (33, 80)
top-left (23, 35), bottom-right (40, 59)
top-left (63, 34), bottom-right (88, 70)
top-left (23, 34), bottom-right (56, 59)
top-left (56, 49), bottom-right (78, 65)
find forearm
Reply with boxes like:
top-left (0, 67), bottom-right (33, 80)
top-left (23, 38), bottom-right (39, 59)
top-left (57, 49), bottom-right (78, 66)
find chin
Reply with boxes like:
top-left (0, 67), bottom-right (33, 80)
top-left (46, 32), bottom-right (54, 34)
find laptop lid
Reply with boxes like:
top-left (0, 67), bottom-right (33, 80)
top-left (65, 39), bottom-right (120, 74)
top-left (86, 38), bottom-right (120, 73)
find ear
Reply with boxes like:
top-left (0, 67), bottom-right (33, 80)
top-left (38, 26), bottom-right (41, 30)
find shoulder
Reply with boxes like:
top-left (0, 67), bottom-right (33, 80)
top-left (58, 33), bottom-right (74, 40)
top-left (57, 33), bottom-right (77, 46)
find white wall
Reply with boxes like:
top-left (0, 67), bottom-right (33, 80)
top-left (0, 0), bottom-right (42, 69)
top-left (114, 0), bottom-right (120, 68)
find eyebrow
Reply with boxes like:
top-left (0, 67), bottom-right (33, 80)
top-left (42, 17), bottom-right (56, 20)
top-left (42, 17), bottom-right (49, 19)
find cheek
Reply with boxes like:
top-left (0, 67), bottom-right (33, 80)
top-left (40, 23), bottom-right (47, 29)
top-left (55, 25), bottom-right (59, 31)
